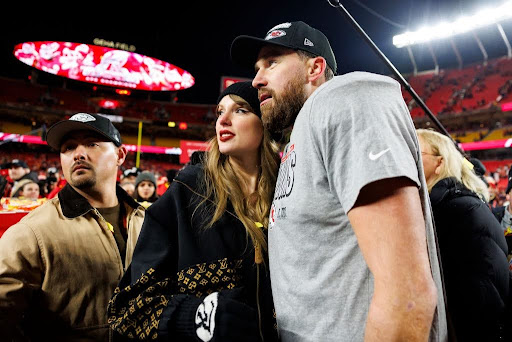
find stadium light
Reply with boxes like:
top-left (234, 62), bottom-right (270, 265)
top-left (393, 1), bottom-right (512, 48)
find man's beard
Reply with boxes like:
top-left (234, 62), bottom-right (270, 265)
top-left (260, 73), bottom-right (308, 134)
top-left (71, 176), bottom-right (96, 190)
top-left (69, 163), bottom-right (97, 190)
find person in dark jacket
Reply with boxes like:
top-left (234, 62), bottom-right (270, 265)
top-left (108, 81), bottom-right (280, 341)
top-left (492, 167), bottom-right (512, 257)
top-left (417, 128), bottom-right (511, 341)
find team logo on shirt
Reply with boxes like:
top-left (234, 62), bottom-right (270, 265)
top-left (270, 144), bottom-right (296, 229)
top-left (274, 144), bottom-right (296, 201)
top-left (269, 203), bottom-right (276, 230)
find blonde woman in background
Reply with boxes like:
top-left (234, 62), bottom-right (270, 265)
top-left (417, 128), bottom-right (510, 341)
top-left (108, 81), bottom-right (280, 342)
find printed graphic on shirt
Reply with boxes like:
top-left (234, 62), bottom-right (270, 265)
top-left (195, 292), bottom-right (219, 342)
top-left (270, 144), bottom-right (295, 229)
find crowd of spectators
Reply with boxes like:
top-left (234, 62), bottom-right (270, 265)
top-left (0, 151), bottom-right (182, 206)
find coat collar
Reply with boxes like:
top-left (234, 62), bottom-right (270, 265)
top-left (58, 183), bottom-right (141, 219)
top-left (430, 177), bottom-right (479, 206)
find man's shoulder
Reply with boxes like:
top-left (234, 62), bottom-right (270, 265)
top-left (316, 71), bottom-right (400, 97)
top-left (17, 198), bottom-right (61, 224)
top-left (5, 198), bottom-right (61, 236)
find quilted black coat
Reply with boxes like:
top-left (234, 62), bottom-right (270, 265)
top-left (430, 177), bottom-right (511, 341)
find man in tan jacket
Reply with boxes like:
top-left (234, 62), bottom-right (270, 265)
top-left (0, 113), bottom-right (145, 341)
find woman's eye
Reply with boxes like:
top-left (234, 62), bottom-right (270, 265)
top-left (236, 108), bottom-right (248, 114)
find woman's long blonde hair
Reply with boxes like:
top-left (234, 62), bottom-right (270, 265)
top-left (417, 128), bottom-right (489, 201)
top-left (200, 94), bottom-right (280, 260)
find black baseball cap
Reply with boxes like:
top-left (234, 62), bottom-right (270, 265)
top-left (45, 113), bottom-right (122, 150)
top-left (231, 21), bottom-right (337, 74)
top-left (123, 167), bottom-right (141, 178)
top-left (7, 159), bottom-right (29, 168)
top-left (217, 81), bottom-right (261, 117)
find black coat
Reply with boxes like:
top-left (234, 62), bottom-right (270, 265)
top-left (430, 178), bottom-right (511, 341)
top-left (108, 164), bottom-right (278, 341)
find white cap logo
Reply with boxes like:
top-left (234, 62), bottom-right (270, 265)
top-left (267, 22), bottom-right (292, 33)
top-left (265, 30), bottom-right (286, 40)
top-left (69, 113), bottom-right (96, 123)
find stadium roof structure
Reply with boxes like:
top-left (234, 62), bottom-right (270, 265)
top-left (393, 1), bottom-right (512, 75)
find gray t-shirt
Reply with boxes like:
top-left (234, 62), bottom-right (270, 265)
top-left (268, 72), bottom-right (447, 342)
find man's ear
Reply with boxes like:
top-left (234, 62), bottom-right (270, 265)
top-left (307, 56), bottom-right (326, 83)
top-left (117, 145), bottom-right (128, 166)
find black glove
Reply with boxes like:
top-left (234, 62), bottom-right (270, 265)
top-left (194, 288), bottom-right (260, 342)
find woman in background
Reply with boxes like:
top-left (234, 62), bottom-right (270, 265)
top-left (133, 171), bottom-right (158, 207)
top-left (417, 128), bottom-right (510, 341)
top-left (108, 81), bottom-right (280, 341)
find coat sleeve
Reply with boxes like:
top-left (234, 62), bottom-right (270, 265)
top-left (108, 180), bottom-right (202, 341)
top-left (0, 222), bottom-right (44, 339)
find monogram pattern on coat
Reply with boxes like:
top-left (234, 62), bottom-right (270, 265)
top-left (108, 258), bottom-right (243, 340)
top-left (177, 258), bottom-right (243, 298)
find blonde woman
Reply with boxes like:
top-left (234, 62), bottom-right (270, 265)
top-left (417, 128), bottom-right (510, 341)
top-left (108, 82), bottom-right (280, 342)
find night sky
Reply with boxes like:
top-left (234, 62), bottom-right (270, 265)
top-left (1, 0), bottom-right (511, 105)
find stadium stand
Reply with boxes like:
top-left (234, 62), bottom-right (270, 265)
top-left (2, 52), bottom-right (512, 204)
top-left (404, 57), bottom-right (512, 118)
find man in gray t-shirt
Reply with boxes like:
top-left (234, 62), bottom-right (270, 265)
top-left (231, 21), bottom-right (448, 341)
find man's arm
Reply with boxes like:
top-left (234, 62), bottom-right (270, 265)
top-left (347, 177), bottom-right (437, 341)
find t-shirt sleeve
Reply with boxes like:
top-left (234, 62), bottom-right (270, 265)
top-left (309, 75), bottom-right (421, 213)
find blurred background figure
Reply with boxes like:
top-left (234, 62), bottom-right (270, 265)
top-left (11, 179), bottom-right (40, 200)
top-left (470, 157), bottom-right (488, 187)
top-left (43, 167), bottom-right (59, 197)
top-left (0, 159), bottom-right (38, 197)
top-left (492, 167), bottom-right (512, 260)
top-left (120, 180), bottom-right (135, 197)
top-left (8, 159), bottom-right (37, 182)
top-left (133, 171), bottom-right (158, 207)
top-left (417, 128), bottom-right (510, 342)
top-left (121, 167), bottom-right (140, 184)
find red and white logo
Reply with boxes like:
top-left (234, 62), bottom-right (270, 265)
top-left (265, 30), bottom-right (286, 40)
top-left (269, 203), bottom-right (276, 230)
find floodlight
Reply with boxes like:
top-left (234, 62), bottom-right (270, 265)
top-left (393, 1), bottom-right (512, 47)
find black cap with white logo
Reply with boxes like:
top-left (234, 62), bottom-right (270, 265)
top-left (7, 159), bottom-right (29, 168)
top-left (231, 21), bottom-right (337, 74)
top-left (45, 113), bottom-right (122, 150)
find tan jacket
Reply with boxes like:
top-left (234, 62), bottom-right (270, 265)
top-left (0, 184), bottom-right (145, 341)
